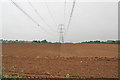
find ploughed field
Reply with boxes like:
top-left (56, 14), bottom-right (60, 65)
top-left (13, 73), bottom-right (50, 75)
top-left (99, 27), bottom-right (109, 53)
top-left (2, 43), bottom-right (119, 78)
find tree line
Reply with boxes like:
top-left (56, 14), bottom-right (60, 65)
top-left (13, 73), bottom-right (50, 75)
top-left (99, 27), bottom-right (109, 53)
top-left (1, 39), bottom-right (120, 44)
top-left (81, 40), bottom-right (120, 44)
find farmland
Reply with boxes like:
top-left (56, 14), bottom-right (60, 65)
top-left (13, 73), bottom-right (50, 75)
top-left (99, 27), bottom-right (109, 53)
top-left (2, 43), bottom-right (119, 78)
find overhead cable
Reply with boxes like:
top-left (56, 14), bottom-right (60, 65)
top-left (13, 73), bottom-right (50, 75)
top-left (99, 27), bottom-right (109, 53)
top-left (66, 0), bottom-right (76, 32)
top-left (27, 0), bottom-right (56, 32)
top-left (10, 0), bottom-right (54, 35)
top-left (44, 0), bottom-right (57, 27)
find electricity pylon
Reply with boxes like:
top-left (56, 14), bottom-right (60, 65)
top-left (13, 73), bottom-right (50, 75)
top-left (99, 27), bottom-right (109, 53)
top-left (58, 24), bottom-right (65, 43)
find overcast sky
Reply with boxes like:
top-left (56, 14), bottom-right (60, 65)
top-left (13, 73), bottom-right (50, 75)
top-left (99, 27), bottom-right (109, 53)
top-left (1, 0), bottom-right (119, 42)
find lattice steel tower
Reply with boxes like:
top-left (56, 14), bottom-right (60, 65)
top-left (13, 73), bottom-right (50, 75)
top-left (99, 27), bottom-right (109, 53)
top-left (58, 24), bottom-right (65, 43)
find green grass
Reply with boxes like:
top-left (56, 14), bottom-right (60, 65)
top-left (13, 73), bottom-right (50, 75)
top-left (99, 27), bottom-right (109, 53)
top-left (1, 65), bottom-right (26, 80)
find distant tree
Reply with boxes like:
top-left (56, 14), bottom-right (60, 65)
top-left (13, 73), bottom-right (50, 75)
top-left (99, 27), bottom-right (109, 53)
top-left (15, 40), bottom-right (18, 43)
top-left (32, 40), bottom-right (38, 43)
top-left (49, 41), bottom-right (52, 43)
top-left (115, 40), bottom-right (120, 44)
top-left (89, 41), bottom-right (93, 43)
top-left (112, 41), bottom-right (115, 43)
top-left (38, 41), bottom-right (41, 43)
top-left (41, 40), bottom-right (48, 43)
top-left (95, 40), bottom-right (100, 43)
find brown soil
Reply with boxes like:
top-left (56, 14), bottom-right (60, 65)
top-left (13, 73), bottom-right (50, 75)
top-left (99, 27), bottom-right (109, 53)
top-left (2, 43), bottom-right (119, 78)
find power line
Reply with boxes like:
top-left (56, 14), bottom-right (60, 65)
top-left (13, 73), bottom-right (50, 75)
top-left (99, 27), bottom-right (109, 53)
top-left (10, 0), bottom-right (54, 36)
top-left (63, 0), bottom-right (67, 37)
top-left (44, 0), bottom-right (57, 27)
top-left (64, 0), bottom-right (66, 26)
top-left (27, 0), bottom-right (56, 33)
top-left (66, 0), bottom-right (76, 32)
top-left (10, 0), bottom-right (38, 26)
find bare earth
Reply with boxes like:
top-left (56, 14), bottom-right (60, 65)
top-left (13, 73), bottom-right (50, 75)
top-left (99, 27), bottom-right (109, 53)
top-left (2, 43), bottom-right (119, 78)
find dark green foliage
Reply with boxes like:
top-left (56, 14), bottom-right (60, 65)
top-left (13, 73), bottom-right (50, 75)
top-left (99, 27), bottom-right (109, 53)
top-left (32, 40), bottom-right (38, 43)
top-left (32, 40), bottom-right (51, 43)
top-left (81, 40), bottom-right (120, 44)
top-left (40, 40), bottom-right (48, 43)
